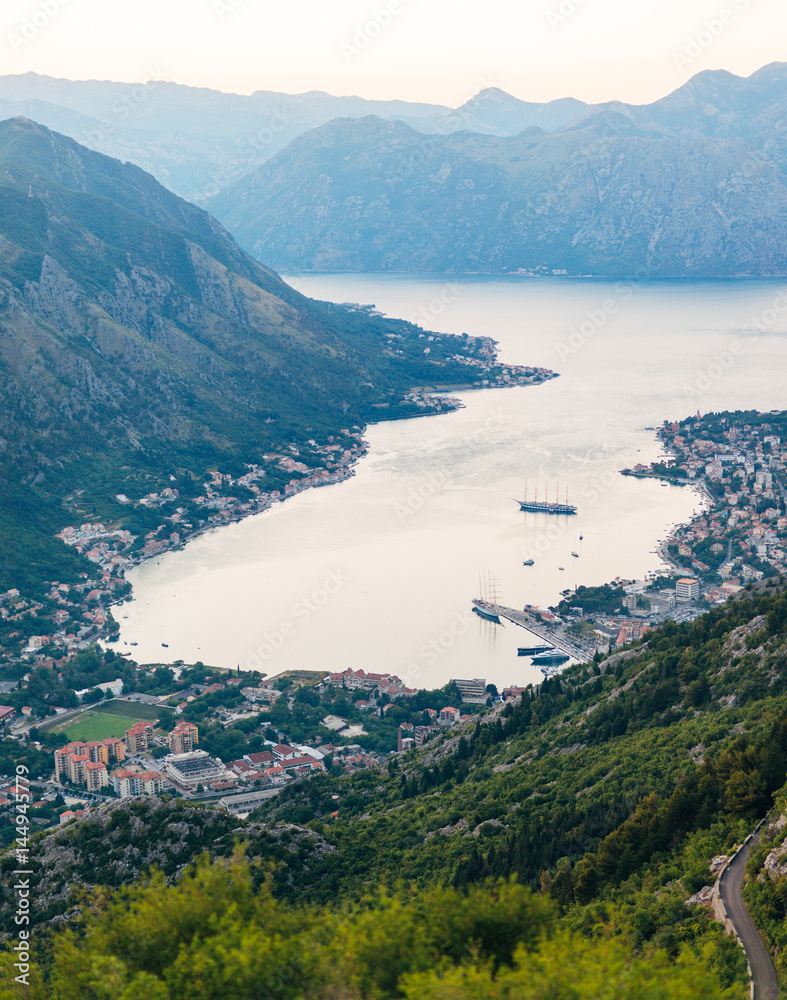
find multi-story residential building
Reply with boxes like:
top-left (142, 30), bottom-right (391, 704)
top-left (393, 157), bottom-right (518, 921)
top-left (124, 721), bottom-right (154, 754)
top-left (103, 737), bottom-right (126, 764)
top-left (675, 578), bottom-right (700, 602)
top-left (438, 706), bottom-right (460, 727)
top-left (66, 753), bottom-right (90, 785)
top-left (55, 738), bottom-right (126, 785)
top-left (168, 721), bottom-right (199, 754)
top-left (54, 744), bottom-right (81, 779)
top-left (112, 769), bottom-right (166, 798)
top-left (82, 740), bottom-right (110, 765)
top-left (85, 761), bottom-right (109, 792)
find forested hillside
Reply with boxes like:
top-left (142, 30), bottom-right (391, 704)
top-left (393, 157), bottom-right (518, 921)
top-left (5, 577), bottom-right (787, 997)
top-left (0, 118), bottom-right (507, 594)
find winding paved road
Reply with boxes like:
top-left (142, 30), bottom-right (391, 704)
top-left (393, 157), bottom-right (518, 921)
top-left (719, 827), bottom-right (780, 1000)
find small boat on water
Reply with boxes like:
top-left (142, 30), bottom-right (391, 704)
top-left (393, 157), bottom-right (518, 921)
top-left (523, 559), bottom-right (535, 566)
top-left (540, 664), bottom-right (566, 678)
top-left (571, 551), bottom-right (579, 558)
top-left (161, 643), bottom-right (169, 648)
top-left (518, 644), bottom-right (551, 656)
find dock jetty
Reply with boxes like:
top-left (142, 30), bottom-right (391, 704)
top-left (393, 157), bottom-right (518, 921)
top-left (492, 604), bottom-right (593, 662)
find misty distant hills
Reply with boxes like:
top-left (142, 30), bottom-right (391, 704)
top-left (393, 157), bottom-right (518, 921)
top-left (209, 63), bottom-right (787, 276)
top-left (0, 73), bottom-right (587, 203)
top-left (2, 64), bottom-right (786, 276)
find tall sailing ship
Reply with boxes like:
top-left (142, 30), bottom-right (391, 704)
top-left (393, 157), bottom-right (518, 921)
top-left (472, 571), bottom-right (502, 622)
top-left (514, 479), bottom-right (577, 515)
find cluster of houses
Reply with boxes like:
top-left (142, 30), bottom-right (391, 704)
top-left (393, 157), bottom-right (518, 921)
top-left (658, 419), bottom-right (787, 583)
top-left (0, 433), bottom-right (371, 664)
top-left (324, 668), bottom-right (419, 700)
top-left (1, 578), bottom-right (123, 662)
top-left (227, 743), bottom-right (326, 788)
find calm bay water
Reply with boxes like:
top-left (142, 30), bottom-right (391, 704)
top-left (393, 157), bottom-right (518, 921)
top-left (116, 276), bottom-right (787, 690)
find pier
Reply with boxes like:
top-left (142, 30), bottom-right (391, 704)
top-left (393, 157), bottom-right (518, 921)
top-left (493, 604), bottom-right (593, 662)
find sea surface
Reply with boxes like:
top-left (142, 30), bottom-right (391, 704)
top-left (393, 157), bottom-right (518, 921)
top-left (116, 276), bottom-right (787, 690)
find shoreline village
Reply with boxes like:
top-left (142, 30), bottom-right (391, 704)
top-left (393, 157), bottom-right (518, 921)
top-left (0, 352), bottom-right (557, 669)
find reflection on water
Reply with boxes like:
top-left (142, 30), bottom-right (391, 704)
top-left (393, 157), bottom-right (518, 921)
top-left (118, 276), bottom-right (787, 689)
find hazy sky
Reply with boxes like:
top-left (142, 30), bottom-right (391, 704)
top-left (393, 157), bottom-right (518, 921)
top-left (1, 0), bottom-right (785, 106)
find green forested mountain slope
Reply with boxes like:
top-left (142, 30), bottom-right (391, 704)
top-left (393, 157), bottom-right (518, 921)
top-left (6, 578), bottom-right (787, 997)
top-left (261, 580), bottom-right (787, 902)
top-left (0, 118), bottom-right (495, 591)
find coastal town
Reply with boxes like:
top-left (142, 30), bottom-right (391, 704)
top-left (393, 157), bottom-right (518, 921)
top-left (0, 407), bottom-right (785, 837)
top-left (0, 666), bottom-right (497, 836)
top-left (624, 410), bottom-right (787, 589)
top-left (0, 351), bottom-right (558, 669)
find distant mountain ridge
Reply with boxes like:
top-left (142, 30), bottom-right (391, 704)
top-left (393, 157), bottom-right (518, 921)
top-left (0, 73), bottom-right (589, 203)
top-left (209, 63), bottom-right (787, 276)
top-left (2, 64), bottom-right (786, 275)
top-left (0, 64), bottom-right (784, 210)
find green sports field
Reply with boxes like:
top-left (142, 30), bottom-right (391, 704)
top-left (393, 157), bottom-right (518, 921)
top-left (98, 700), bottom-right (161, 720)
top-left (47, 700), bottom-right (160, 742)
top-left (52, 711), bottom-right (141, 742)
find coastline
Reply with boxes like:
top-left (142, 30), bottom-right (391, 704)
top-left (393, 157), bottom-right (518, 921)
top-left (70, 372), bottom-right (559, 655)
top-left (630, 412), bottom-right (787, 592)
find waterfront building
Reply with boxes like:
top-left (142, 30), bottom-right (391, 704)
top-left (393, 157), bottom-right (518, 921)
top-left (452, 678), bottom-right (487, 704)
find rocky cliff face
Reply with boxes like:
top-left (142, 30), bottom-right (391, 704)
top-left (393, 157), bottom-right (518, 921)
top-left (0, 117), bottom-right (475, 473)
top-left (210, 112), bottom-right (787, 276)
top-left (0, 796), bottom-right (334, 931)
